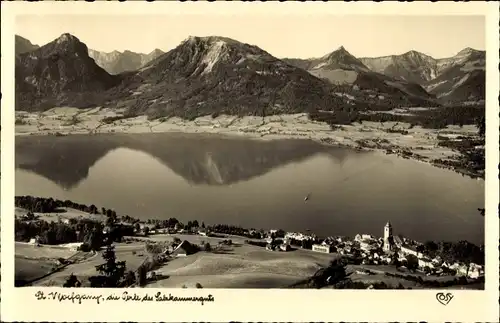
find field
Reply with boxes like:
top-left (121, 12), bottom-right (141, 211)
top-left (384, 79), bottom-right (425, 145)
top-left (146, 235), bottom-right (336, 288)
top-left (15, 257), bottom-right (58, 284)
top-left (15, 207), bottom-right (107, 223)
top-left (16, 242), bottom-right (79, 259)
top-left (17, 231), bottom-right (484, 289)
top-left (33, 242), bottom-right (148, 287)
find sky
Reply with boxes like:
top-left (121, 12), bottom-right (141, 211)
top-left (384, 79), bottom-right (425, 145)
top-left (16, 15), bottom-right (485, 59)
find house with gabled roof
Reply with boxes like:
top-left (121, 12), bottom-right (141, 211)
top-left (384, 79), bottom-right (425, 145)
top-left (171, 240), bottom-right (198, 257)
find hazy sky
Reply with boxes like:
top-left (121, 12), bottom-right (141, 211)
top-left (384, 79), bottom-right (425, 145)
top-left (16, 15), bottom-right (485, 59)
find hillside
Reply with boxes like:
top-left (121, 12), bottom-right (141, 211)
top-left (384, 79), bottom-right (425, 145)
top-left (15, 33), bottom-right (123, 111)
top-left (88, 48), bottom-right (165, 74)
top-left (283, 47), bottom-right (436, 108)
top-left (15, 35), bottom-right (40, 55)
top-left (360, 50), bottom-right (438, 85)
top-left (425, 49), bottom-right (485, 103)
top-left (105, 36), bottom-right (347, 119)
top-left (360, 48), bottom-right (485, 103)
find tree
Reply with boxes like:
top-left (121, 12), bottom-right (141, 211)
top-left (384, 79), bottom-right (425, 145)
top-left (201, 222), bottom-right (205, 229)
top-left (195, 283), bottom-right (203, 288)
top-left (63, 274), bottom-right (81, 287)
top-left (124, 271), bottom-right (136, 287)
top-left (143, 227), bottom-right (150, 236)
top-left (310, 258), bottom-right (351, 289)
top-left (406, 254), bottom-right (419, 271)
top-left (84, 228), bottom-right (103, 251)
top-left (204, 242), bottom-right (212, 252)
top-left (137, 265), bottom-right (147, 287)
top-left (92, 244), bottom-right (126, 287)
top-left (477, 116), bottom-right (485, 137)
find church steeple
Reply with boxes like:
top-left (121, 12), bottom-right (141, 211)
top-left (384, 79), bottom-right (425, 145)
top-left (383, 221), bottom-right (394, 252)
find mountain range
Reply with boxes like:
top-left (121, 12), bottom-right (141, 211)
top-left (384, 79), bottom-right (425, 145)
top-left (88, 48), bottom-right (165, 74)
top-left (284, 46), bottom-right (485, 104)
top-left (15, 33), bottom-right (485, 117)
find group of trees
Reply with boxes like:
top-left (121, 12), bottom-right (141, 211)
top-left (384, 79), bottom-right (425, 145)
top-left (15, 196), bottom-right (100, 214)
top-left (287, 238), bottom-right (315, 250)
top-left (417, 240), bottom-right (484, 265)
top-left (144, 217), bottom-right (181, 228)
top-left (15, 217), bottom-right (103, 248)
top-left (206, 224), bottom-right (264, 239)
top-left (15, 215), bottom-right (137, 251)
top-left (65, 207), bottom-right (139, 288)
top-left (308, 104), bottom-right (485, 131)
top-left (383, 271), bottom-right (477, 288)
top-left (307, 258), bottom-right (352, 289)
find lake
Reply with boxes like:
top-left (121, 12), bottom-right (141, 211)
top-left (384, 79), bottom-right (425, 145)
top-left (15, 132), bottom-right (485, 245)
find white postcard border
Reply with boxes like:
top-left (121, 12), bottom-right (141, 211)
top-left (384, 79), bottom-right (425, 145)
top-left (1, 2), bottom-right (498, 322)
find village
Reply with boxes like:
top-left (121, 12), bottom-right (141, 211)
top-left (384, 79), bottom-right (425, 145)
top-left (15, 200), bottom-right (484, 288)
top-left (262, 222), bottom-right (484, 280)
top-left (142, 221), bottom-right (485, 280)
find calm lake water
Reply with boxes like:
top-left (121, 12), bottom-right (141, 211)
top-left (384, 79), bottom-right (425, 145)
top-left (15, 132), bottom-right (485, 245)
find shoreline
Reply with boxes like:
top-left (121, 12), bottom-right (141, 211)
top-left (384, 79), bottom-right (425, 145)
top-left (15, 196), bottom-right (485, 248)
top-left (15, 107), bottom-right (485, 180)
top-left (14, 196), bottom-right (485, 289)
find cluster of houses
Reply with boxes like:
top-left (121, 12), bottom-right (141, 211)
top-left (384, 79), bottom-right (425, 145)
top-left (22, 209), bottom-right (484, 281)
top-left (272, 222), bottom-right (484, 280)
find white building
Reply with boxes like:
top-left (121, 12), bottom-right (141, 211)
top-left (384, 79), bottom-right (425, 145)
top-left (285, 232), bottom-right (313, 241)
top-left (418, 257), bottom-right (434, 269)
top-left (393, 235), bottom-right (403, 248)
top-left (380, 255), bottom-right (392, 264)
top-left (312, 244), bottom-right (332, 254)
top-left (468, 263), bottom-right (484, 279)
top-left (279, 243), bottom-right (291, 252)
top-left (400, 245), bottom-right (424, 258)
top-left (456, 265), bottom-right (469, 276)
top-left (360, 240), bottom-right (378, 252)
top-left (431, 256), bottom-right (443, 266)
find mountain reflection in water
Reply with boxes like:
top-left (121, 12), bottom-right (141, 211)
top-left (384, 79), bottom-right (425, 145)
top-left (15, 132), bottom-right (484, 245)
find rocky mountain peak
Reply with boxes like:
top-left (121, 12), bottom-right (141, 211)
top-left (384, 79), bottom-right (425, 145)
top-left (48, 33), bottom-right (89, 57)
top-left (316, 46), bottom-right (369, 72)
top-left (455, 47), bottom-right (478, 57)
